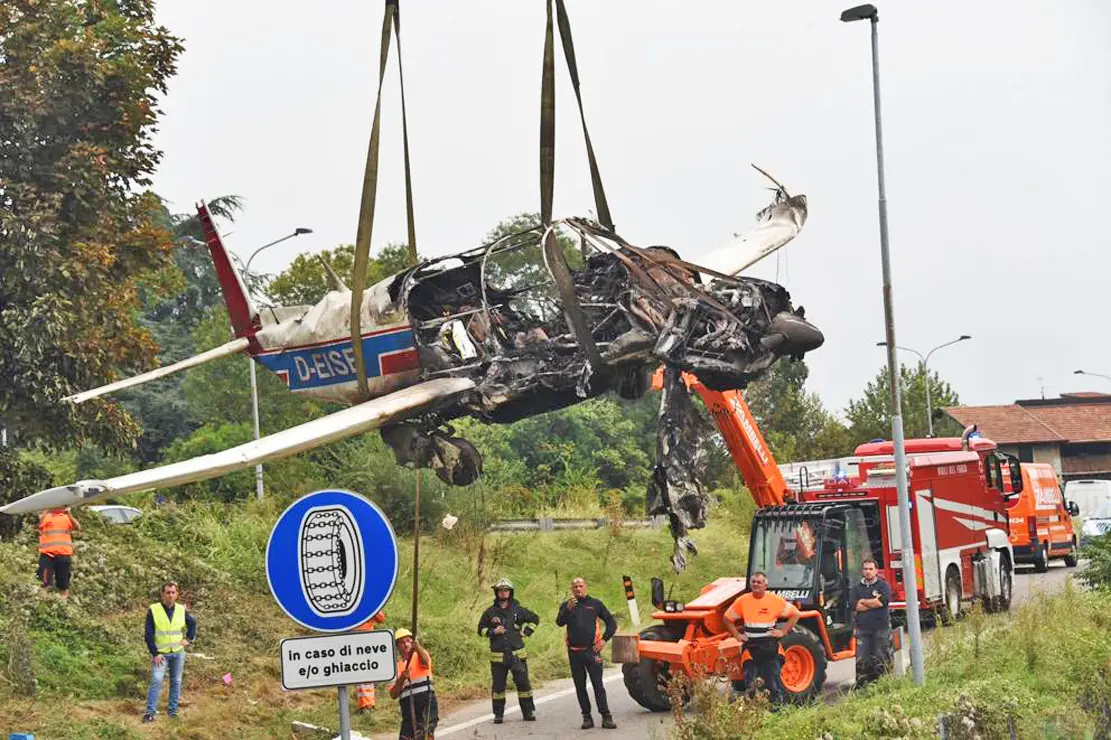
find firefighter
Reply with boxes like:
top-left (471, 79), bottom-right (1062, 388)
top-left (354, 611), bottom-right (388, 712)
top-left (556, 577), bottom-right (618, 730)
top-left (850, 558), bottom-right (892, 688)
top-left (723, 570), bottom-right (800, 707)
top-left (389, 628), bottom-right (438, 740)
top-left (477, 577), bottom-right (539, 723)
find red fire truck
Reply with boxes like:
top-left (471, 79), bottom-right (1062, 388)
top-left (616, 381), bottom-right (1019, 707)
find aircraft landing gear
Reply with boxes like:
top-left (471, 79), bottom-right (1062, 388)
top-left (380, 423), bottom-right (484, 486)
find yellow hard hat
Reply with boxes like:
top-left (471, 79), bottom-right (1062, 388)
top-left (394, 628), bottom-right (413, 641)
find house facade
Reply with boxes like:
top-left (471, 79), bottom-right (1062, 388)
top-left (945, 393), bottom-right (1111, 481)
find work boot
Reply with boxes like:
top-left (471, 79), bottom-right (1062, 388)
top-left (581, 713), bottom-right (594, 729)
top-left (523, 711), bottom-right (536, 721)
top-left (493, 715), bottom-right (504, 724)
top-left (601, 713), bottom-right (617, 729)
top-left (142, 712), bottom-right (155, 724)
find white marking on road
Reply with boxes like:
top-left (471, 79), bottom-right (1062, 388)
top-left (437, 671), bottom-right (624, 737)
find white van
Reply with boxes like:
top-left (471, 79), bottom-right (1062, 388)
top-left (1063, 479), bottom-right (1111, 522)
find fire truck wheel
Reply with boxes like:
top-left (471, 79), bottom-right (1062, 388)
top-left (1033, 543), bottom-right (1050, 573)
top-left (622, 626), bottom-right (686, 712)
top-left (996, 553), bottom-right (1013, 612)
top-left (780, 628), bottom-right (826, 704)
top-left (1064, 539), bottom-right (1079, 568)
top-left (941, 567), bottom-right (962, 625)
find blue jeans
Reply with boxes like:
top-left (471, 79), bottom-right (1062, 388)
top-left (145, 651), bottom-right (185, 715)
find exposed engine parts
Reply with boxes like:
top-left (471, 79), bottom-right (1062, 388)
top-left (379, 187), bottom-right (821, 565)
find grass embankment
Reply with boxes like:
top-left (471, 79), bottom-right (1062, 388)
top-left (671, 581), bottom-right (1111, 739)
top-left (0, 493), bottom-right (751, 739)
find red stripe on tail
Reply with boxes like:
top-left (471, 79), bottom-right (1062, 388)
top-left (197, 202), bottom-right (259, 344)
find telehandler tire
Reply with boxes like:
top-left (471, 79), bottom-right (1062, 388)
top-left (779, 627), bottom-right (827, 704)
top-left (622, 626), bottom-right (685, 712)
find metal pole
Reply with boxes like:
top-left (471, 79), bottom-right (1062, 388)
top-left (337, 685), bottom-right (352, 740)
top-left (249, 358), bottom-right (264, 500)
top-left (868, 12), bottom-right (926, 685)
top-left (923, 360), bottom-right (934, 438)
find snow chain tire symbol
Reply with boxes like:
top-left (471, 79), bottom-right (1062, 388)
top-left (299, 505), bottom-right (365, 617)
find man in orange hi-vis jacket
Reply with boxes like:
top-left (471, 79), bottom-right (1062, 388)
top-left (38, 506), bottom-right (80, 598)
top-left (723, 571), bottom-right (800, 706)
top-left (354, 611), bottom-right (387, 712)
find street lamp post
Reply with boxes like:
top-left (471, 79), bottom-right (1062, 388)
top-left (841, 2), bottom-right (926, 686)
top-left (242, 227), bottom-right (313, 500)
top-left (1075, 370), bottom-right (1111, 383)
top-left (877, 335), bottom-right (971, 437)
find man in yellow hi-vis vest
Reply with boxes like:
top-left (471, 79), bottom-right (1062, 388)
top-left (142, 581), bottom-right (197, 723)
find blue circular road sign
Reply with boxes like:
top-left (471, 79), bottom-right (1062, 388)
top-left (266, 489), bottom-right (399, 632)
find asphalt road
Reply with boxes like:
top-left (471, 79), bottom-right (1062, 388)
top-left (374, 561), bottom-right (1075, 740)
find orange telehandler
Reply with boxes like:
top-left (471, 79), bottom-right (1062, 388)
top-left (615, 373), bottom-right (854, 707)
top-left (614, 371), bottom-right (1017, 707)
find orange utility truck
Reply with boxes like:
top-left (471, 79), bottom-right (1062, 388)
top-left (1006, 463), bottom-right (1079, 571)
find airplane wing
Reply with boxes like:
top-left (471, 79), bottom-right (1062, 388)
top-left (64, 338), bottom-right (251, 404)
top-left (0, 378), bottom-right (476, 515)
top-left (697, 167), bottom-right (809, 277)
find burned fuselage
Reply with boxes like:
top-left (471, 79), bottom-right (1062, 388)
top-left (375, 216), bottom-right (823, 495)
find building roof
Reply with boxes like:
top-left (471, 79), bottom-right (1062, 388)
top-left (945, 394), bottom-right (1111, 445)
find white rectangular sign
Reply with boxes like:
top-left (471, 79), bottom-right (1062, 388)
top-left (280, 630), bottom-right (397, 690)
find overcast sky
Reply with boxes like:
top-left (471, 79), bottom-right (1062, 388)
top-left (150, 0), bottom-right (1111, 416)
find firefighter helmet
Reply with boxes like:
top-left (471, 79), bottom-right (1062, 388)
top-left (492, 578), bottom-right (514, 594)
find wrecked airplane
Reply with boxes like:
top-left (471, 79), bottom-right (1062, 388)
top-left (1, 178), bottom-right (821, 567)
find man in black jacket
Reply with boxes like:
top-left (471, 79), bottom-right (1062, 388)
top-left (850, 558), bottom-right (892, 688)
top-left (477, 577), bottom-right (539, 723)
top-left (556, 577), bottom-right (618, 730)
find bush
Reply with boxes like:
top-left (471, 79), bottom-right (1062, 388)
top-left (1079, 533), bottom-right (1111, 591)
top-left (668, 583), bottom-right (1111, 739)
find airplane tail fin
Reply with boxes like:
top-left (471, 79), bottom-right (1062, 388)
top-left (197, 201), bottom-right (259, 341)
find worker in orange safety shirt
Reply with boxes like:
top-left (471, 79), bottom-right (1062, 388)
top-left (722, 571), bottom-right (800, 707)
top-left (38, 506), bottom-right (80, 598)
top-left (389, 628), bottom-right (438, 740)
top-left (354, 611), bottom-right (387, 712)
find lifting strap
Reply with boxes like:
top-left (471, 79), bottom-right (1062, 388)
top-left (347, 4), bottom-right (423, 732)
top-left (350, 0), bottom-right (418, 401)
top-left (539, 0), bottom-right (610, 373)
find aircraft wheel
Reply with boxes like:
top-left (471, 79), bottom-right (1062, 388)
top-left (434, 437), bottom-right (484, 486)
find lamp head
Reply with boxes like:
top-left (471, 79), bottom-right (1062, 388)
top-left (840, 4), bottom-right (878, 22)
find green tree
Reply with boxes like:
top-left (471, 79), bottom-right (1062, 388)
top-left (145, 195), bottom-right (247, 337)
top-left (0, 0), bottom-right (184, 506)
top-left (266, 242), bottom-right (415, 307)
top-left (844, 363), bottom-right (962, 443)
top-left (118, 196), bottom-right (247, 463)
top-left (743, 359), bottom-right (851, 463)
